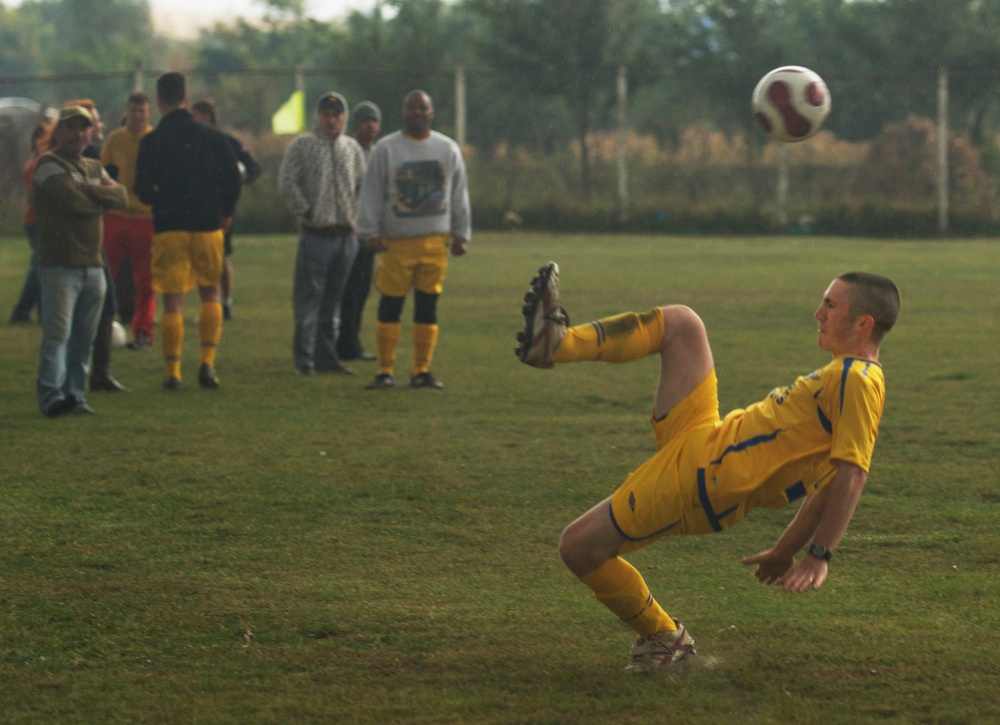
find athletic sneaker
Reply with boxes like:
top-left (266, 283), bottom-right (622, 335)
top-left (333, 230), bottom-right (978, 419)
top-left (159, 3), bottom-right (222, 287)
top-left (516, 261), bottom-right (569, 369)
top-left (410, 372), bottom-right (444, 389)
top-left (366, 373), bottom-right (395, 390)
top-left (625, 621), bottom-right (696, 674)
top-left (198, 364), bottom-right (220, 389)
top-left (126, 333), bottom-right (152, 351)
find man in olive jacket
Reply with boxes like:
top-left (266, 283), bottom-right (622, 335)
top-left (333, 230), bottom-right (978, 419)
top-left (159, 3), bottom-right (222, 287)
top-left (34, 105), bottom-right (128, 417)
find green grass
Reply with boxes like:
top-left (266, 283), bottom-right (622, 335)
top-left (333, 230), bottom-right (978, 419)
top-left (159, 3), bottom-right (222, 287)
top-left (1, 232), bottom-right (998, 723)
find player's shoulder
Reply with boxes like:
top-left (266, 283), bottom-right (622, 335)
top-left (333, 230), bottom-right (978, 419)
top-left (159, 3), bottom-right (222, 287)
top-left (33, 152), bottom-right (63, 180)
top-left (339, 133), bottom-right (364, 153)
top-left (831, 357), bottom-right (885, 399)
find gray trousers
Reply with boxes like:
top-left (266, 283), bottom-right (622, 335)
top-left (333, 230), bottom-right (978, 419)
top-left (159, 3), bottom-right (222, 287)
top-left (292, 232), bottom-right (359, 371)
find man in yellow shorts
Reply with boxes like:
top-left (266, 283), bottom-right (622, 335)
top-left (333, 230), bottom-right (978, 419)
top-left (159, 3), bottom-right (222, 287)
top-left (135, 72), bottom-right (242, 390)
top-left (357, 90), bottom-right (471, 390)
top-left (516, 262), bottom-right (900, 673)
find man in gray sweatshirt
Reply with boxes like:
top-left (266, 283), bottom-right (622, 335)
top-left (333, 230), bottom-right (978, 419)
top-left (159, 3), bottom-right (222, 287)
top-left (356, 90), bottom-right (471, 391)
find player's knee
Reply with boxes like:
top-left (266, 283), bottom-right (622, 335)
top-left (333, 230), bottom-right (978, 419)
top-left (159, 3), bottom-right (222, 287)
top-left (661, 305), bottom-right (707, 345)
top-left (559, 522), bottom-right (599, 577)
top-left (414, 290), bottom-right (438, 325)
top-left (558, 525), bottom-right (581, 572)
top-left (377, 295), bottom-right (405, 323)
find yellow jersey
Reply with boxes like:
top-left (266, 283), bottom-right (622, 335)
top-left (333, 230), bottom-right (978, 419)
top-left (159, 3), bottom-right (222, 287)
top-left (696, 356), bottom-right (885, 531)
top-left (101, 124), bottom-right (153, 219)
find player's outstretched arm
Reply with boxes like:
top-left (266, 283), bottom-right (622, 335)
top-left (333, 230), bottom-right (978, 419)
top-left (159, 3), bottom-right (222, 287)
top-left (743, 486), bottom-right (829, 584)
top-left (747, 462), bottom-right (868, 593)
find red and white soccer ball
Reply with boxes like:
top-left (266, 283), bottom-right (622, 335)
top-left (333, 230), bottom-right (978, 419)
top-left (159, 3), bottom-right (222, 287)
top-left (751, 66), bottom-right (831, 143)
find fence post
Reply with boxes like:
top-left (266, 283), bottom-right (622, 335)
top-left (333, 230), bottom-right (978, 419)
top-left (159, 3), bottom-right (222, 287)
top-left (455, 65), bottom-right (466, 148)
top-left (132, 61), bottom-right (143, 92)
top-left (616, 64), bottom-right (629, 225)
top-left (937, 66), bottom-right (949, 235)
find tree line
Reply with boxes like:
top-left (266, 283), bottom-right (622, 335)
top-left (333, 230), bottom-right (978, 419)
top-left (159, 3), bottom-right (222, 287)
top-left (4, 0), bottom-right (1000, 144)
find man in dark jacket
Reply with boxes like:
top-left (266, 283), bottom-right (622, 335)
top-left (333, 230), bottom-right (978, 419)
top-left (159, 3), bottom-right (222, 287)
top-left (135, 72), bottom-right (242, 390)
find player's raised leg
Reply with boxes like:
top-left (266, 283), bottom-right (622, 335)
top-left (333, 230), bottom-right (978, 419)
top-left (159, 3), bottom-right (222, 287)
top-left (653, 304), bottom-right (714, 420)
top-left (516, 261), bottom-right (667, 368)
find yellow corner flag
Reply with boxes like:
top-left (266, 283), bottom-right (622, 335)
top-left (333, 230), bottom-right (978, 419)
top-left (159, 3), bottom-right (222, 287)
top-left (271, 90), bottom-right (305, 135)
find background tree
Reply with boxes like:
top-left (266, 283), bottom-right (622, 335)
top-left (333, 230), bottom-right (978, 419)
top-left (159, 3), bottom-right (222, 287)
top-left (468, 0), bottom-right (621, 199)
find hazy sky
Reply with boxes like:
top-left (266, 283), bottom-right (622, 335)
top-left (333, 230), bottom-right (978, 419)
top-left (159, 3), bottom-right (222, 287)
top-left (145, 0), bottom-right (386, 37)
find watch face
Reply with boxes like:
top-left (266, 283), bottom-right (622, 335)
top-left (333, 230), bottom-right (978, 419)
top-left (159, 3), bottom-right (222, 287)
top-left (809, 544), bottom-right (831, 560)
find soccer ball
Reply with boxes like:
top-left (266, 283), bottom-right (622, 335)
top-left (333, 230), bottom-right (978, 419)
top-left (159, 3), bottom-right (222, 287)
top-left (751, 66), bottom-right (831, 143)
top-left (111, 320), bottom-right (127, 350)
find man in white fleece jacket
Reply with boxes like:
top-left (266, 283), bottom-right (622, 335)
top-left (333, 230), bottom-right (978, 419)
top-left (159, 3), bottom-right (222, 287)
top-left (356, 90), bottom-right (472, 391)
top-left (279, 91), bottom-right (366, 376)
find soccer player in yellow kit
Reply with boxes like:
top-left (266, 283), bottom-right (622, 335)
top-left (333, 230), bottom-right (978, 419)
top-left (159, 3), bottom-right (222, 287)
top-left (516, 262), bottom-right (900, 674)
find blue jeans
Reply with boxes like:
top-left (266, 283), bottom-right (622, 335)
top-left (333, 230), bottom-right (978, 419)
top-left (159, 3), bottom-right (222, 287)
top-left (37, 266), bottom-right (106, 412)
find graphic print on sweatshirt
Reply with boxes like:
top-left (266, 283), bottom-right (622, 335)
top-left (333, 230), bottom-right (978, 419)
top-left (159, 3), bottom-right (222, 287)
top-left (393, 160), bottom-right (446, 218)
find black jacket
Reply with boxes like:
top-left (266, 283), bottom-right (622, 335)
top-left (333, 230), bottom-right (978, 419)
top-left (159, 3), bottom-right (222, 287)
top-left (135, 109), bottom-right (242, 233)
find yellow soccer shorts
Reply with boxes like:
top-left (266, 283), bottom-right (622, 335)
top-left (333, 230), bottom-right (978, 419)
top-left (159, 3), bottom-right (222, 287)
top-left (611, 370), bottom-right (725, 554)
top-left (375, 233), bottom-right (450, 297)
top-left (151, 229), bottom-right (224, 294)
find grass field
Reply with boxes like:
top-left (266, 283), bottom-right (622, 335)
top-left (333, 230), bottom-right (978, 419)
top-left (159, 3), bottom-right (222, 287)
top-left (1, 232), bottom-right (998, 724)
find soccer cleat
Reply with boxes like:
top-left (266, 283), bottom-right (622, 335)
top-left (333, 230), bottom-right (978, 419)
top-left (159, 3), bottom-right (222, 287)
top-left (366, 373), bottom-right (395, 390)
top-left (516, 261), bottom-right (569, 369)
top-left (126, 333), bottom-right (152, 351)
top-left (409, 372), bottom-right (444, 389)
top-left (198, 364), bottom-right (220, 389)
top-left (625, 621), bottom-right (696, 674)
top-left (163, 377), bottom-right (181, 391)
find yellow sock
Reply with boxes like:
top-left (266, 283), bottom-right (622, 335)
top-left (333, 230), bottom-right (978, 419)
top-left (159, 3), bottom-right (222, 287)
top-left (375, 321), bottom-right (401, 376)
top-left (162, 312), bottom-right (184, 380)
top-left (579, 557), bottom-right (677, 637)
top-left (199, 301), bottom-right (222, 367)
top-left (412, 323), bottom-right (438, 376)
top-left (552, 308), bottom-right (665, 364)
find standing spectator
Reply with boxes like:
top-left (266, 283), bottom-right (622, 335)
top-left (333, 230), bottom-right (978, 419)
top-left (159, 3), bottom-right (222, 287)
top-left (357, 90), bottom-right (472, 390)
top-left (33, 105), bottom-right (127, 417)
top-left (336, 100), bottom-right (382, 363)
top-left (9, 120), bottom-right (55, 325)
top-left (101, 91), bottom-right (155, 351)
top-left (278, 91), bottom-right (366, 376)
top-left (135, 72), bottom-right (242, 391)
top-left (191, 98), bottom-right (262, 321)
top-left (65, 98), bottom-right (130, 393)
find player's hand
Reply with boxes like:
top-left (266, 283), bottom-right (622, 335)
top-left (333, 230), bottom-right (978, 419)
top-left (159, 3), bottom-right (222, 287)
top-left (742, 549), bottom-right (794, 585)
top-left (450, 238), bottom-right (468, 256)
top-left (365, 236), bottom-right (388, 253)
top-left (778, 556), bottom-right (828, 593)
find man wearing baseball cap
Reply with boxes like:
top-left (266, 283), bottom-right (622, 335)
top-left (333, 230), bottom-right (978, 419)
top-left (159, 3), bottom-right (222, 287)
top-left (279, 91), bottom-right (366, 376)
top-left (33, 105), bottom-right (128, 416)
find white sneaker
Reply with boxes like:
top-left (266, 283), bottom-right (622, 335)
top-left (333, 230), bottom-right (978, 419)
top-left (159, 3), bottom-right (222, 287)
top-left (516, 261), bottom-right (569, 369)
top-left (625, 621), bottom-right (696, 674)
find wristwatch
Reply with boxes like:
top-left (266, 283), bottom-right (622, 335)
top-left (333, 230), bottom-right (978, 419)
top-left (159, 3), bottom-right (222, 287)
top-left (807, 543), bottom-right (833, 561)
